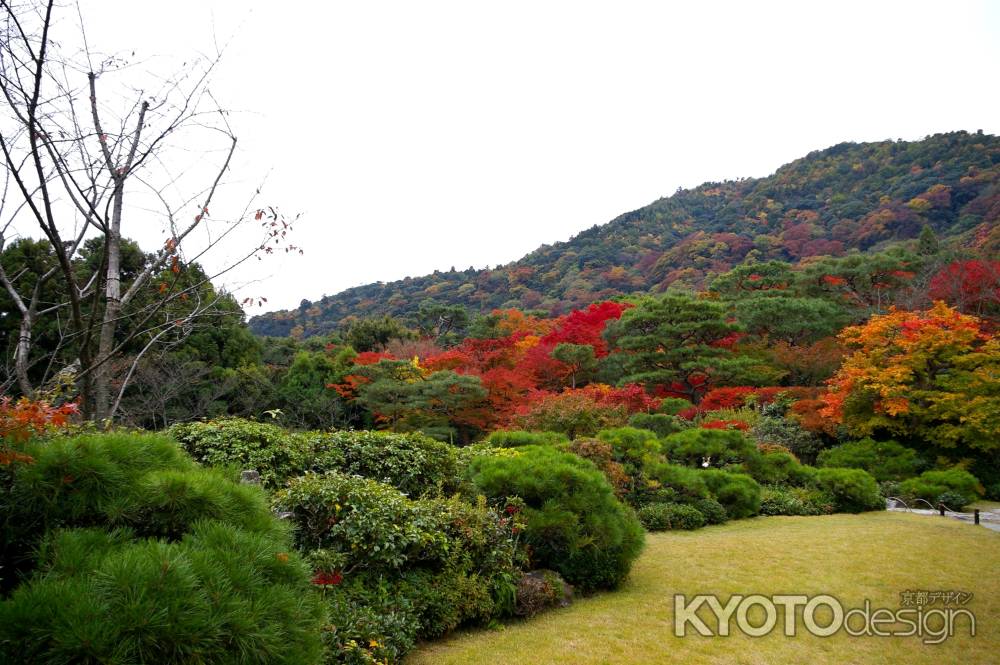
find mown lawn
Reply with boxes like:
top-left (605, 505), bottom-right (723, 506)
top-left (409, 512), bottom-right (999, 665)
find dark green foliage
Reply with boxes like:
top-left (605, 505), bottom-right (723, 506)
top-left (0, 522), bottom-right (326, 664)
top-left (603, 294), bottom-right (754, 400)
top-left (898, 469), bottom-right (982, 506)
top-left (817, 438), bottom-right (924, 482)
top-left (935, 491), bottom-right (971, 511)
top-left (466, 446), bottom-right (645, 592)
top-left (691, 497), bottom-right (729, 525)
top-left (813, 467), bottom-right (885, 513)
top-left (627, 413), bottom-right (687, 437)
top-left (700, 470), bottom-right (762, 519)
top-left (661, 428), bottom-right (758, 468)
top-left (637, 503), bottom-right (706, 531)
top-left (485, 430), bottom-right (570, 448)
top-left (345, 315), bottom-right (414, 352)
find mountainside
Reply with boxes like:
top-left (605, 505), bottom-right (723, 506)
top-left (251, 131), bottom-right (1000, 337)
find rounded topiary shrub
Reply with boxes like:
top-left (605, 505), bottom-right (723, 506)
top-left (898, 468), bottom-right (982, 507)
top-left (813, 467), bottom-right (884, 513)
top-left (700, 469), bottom-right (762, 519)
top-left (466, 445), bottom-right (645, 592)
top-left (637, 503), bottom-right (706, 531)
top-left (817, 438), bottom-right (924, 482)
top-left (691, 497), bottom-right (728, 525)
top-left (170, 418), bottom-right (319, 488)
top-left (662, 428), bottom-right (758, 468)
top-left (647, 463), bottom-right (710, 501)
top-left (321, 429), bottom-right (462, 498)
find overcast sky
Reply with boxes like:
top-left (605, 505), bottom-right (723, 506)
top-left (66, 1), bottom-right (1000, 312)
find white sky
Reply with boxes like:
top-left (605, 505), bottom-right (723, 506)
top-left (53, 1), bottom-right (1000, 312)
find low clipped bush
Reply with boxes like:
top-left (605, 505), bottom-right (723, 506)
top-left (0, 433), bottom-right (326, 663)
top-left (814, 467), bottom-right (884, 513)
top-left (324, 430), bottom-right (461, 498)
top-left (485, 430), bottom-right (569, 448)
top-left (691, 497), bottom-right (729, 525)
top-left (661, 428), bottom-right (758, 468)
top-left (596, 427), bottom-right (663, 466)
top-left (700, 470), bottom-right (762, 519)
top-left (647, 463), bottom-right (710, 501)
top-left (627, 413), bottom-right (687, 437)
top-left (746, 451), bottom-right (814, 486)
top-left (172, 419), bottom-right (461, 497)
top-left (466, 445), bottom-right (645, 592)
top-left (817, 438), bottom-right (924, 482)
top-left (898, 469), bottom-right (983, 507)
top-left (170, 418), bottom-right (318, 487)
top-left (759, 486), bottom-right (834, 516)
top-left (637, 503), bottom-right (706, 531)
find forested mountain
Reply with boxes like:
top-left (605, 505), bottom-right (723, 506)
top-left (250, 131), bottom-right (1000, 337)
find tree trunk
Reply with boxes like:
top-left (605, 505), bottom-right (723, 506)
top-left (93, 187), bottom-right (124, 421)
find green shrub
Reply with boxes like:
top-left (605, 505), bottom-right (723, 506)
top-left (596, 427), bottom-right (664, 469)
top-left (691, 497), bottom-right (728, 524)
top-left (647, 463), bottom-right (710, 500)
top-left (658, 398), bottom-right (693, 416)
top-left (466, 446), bottom-right (644, 592)
top-left (170, 418), bottom-right (319, 487)
top-left (637, 503), bottom-right (706, 531)
top-left (700, 470), bottom-right (762, 519)
top-left (898, 469), bottom-right (982, 506)
top-left (321, 430), bottom-right (461, 498)
top-left (817, 438), bottom-right (924, 482)
top-left (662, 428), bottom-right (758, 468)
top-left (759, 486), bottom-right (834, 516)
top-left (324, 579), bottom-right (419, 665)
top-left (274, 472), bottom-right (522, 646)
top-left (935, 491), bottom-right (971, 511)
top-left (627, 413), bottom-right (687, 437)
top-left (1, 432), bottom-right (280, 590)
top-left (485, 430), bottom-right (569, 448)
top-left (745, 451), bottom-right (811, 486)
top-left (1, 525), bottom-right (324, 664)
top-left (750, 416), bottom-right (824, 463)
top-left (814, 467), bottom-right (884, 513)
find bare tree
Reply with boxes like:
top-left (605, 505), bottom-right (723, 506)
top-left (0, 0), bottom-right (297, 419)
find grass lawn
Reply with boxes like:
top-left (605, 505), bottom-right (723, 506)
top-left (409, 512), bottom-right (999, 665)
